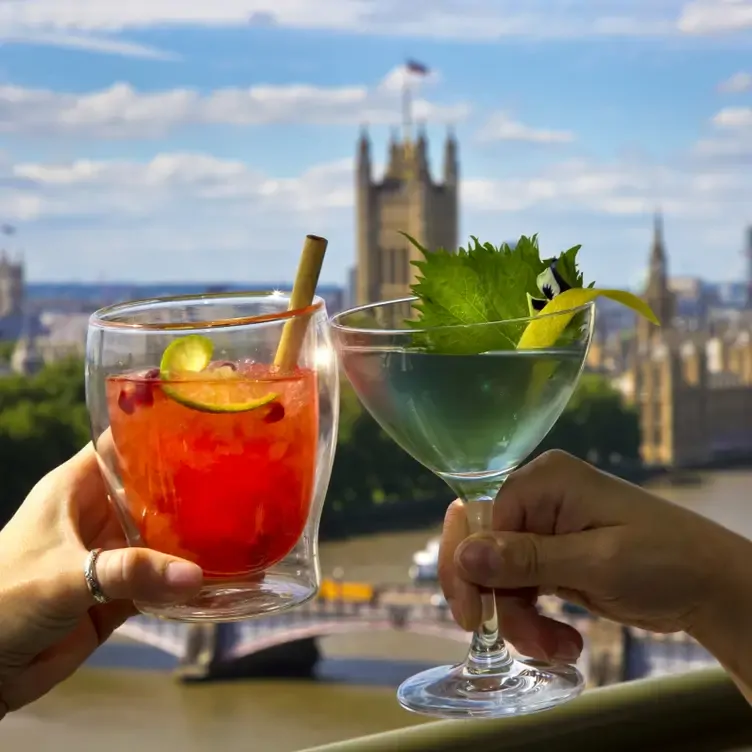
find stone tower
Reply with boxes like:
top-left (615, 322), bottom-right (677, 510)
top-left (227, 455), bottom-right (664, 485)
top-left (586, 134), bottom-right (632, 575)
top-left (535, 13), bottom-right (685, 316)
top-left (637, 212), bottom-right (675, 350)
top-left (355, 126), bottom-right (459, 307)
top-left (0, 251), bottom-right (24, 318)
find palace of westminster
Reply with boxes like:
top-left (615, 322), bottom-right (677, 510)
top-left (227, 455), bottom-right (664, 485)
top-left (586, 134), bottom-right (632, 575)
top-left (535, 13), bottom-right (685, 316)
top-left (354, 126), bottom-right (752, 468)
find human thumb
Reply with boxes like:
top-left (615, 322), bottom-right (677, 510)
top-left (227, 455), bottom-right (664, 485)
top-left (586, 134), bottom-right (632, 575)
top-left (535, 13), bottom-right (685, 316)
top-left (455, 531), bottom-right (592, 591)
top-left (82, 547), bottom-right (203, 607)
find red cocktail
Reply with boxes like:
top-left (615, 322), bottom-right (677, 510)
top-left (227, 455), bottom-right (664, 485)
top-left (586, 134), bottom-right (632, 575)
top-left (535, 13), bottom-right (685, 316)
top-left (87, 284), bottom-right (338, 621)
top-left (106, 359), bottom-right (318, 577)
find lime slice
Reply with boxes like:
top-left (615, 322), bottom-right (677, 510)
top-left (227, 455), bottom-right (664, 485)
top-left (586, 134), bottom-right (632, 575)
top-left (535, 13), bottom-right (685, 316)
top-left (159, 335), bottom-right (279, 414)
top-left (518, 288), bottom-right (659, 350)
top-left (160, 335), bottom-right (214, 375)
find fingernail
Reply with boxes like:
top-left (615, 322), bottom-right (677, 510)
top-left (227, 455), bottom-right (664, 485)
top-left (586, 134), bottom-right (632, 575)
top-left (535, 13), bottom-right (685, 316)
top-left (553, 640), bottom-right (581, 663)
top-left (165, 562), bottom-right (203, 589)
top-left (458, 540), bottom-right (502, 577)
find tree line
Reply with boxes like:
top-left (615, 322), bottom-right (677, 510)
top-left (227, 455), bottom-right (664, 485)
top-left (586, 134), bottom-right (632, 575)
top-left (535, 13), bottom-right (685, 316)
top-left (0, 357), bottom-right (641, 535)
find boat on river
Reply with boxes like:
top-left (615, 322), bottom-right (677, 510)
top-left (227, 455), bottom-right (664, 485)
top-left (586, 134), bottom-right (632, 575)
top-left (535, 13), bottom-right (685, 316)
top-left (409, 537), bottom-right (440, 583)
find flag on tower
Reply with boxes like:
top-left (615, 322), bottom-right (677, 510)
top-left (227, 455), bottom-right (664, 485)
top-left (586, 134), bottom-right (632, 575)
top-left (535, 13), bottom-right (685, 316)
top-left (405, 59), bottom-right (430, 76)
top-left (401, 60), bottom-right (430, 146)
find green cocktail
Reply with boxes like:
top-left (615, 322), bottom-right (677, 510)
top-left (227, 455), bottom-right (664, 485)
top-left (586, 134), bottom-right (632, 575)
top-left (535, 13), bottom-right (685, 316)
top-left (340, 347), bottom-right (585, 495)
top-left (330, 233), bottom-right (658, 720)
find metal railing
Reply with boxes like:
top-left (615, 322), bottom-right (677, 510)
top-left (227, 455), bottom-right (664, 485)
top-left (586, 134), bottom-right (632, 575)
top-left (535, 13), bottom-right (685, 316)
top-left (300, 669), bottom-right (752, 752)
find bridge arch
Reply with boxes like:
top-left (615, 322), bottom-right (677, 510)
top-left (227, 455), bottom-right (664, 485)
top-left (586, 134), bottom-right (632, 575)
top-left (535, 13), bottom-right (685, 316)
top-left (226, 618), bottom-right (468, 661)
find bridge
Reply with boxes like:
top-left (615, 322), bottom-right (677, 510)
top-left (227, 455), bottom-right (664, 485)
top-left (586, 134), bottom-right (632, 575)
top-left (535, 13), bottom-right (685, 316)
top-left (116, 584), bottom-right (476, 679)
top-left (115, 583), bottom-right (718, 684)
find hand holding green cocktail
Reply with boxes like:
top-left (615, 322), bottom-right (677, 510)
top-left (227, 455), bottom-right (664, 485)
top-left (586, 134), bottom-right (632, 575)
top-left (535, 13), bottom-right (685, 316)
top-left (331, 232), bottom-right (657, 719)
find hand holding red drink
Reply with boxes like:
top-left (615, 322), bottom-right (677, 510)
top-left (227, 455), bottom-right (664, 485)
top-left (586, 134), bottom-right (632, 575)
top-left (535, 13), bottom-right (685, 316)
top-left (87, 235), bottom-right (339, 621)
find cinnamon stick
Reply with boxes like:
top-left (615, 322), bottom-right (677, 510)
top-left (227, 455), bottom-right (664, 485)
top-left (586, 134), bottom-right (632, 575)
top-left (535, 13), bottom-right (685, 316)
top-left (273, 234), bottom-right (328, 370)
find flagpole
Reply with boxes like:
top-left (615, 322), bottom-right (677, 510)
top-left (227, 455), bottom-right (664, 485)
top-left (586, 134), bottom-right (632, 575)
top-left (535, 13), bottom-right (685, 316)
top-left (402, 73), bottom-right (413, 145)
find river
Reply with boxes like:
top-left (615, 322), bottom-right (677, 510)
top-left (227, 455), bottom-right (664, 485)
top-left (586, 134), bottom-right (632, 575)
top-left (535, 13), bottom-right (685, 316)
top-left (2, 469), bottom-right (751, 751)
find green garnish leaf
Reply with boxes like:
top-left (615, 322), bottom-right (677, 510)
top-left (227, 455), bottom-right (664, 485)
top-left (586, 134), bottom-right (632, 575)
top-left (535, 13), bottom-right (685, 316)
top-left (403, 233), bottom-right (589, 354)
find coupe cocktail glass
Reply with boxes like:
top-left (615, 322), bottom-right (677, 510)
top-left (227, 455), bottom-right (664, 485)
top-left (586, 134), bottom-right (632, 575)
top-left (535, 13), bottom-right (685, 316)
top-left (86, 292), bottom-right (338, 622)
top-left (330, 297), bottom-right (595, 719)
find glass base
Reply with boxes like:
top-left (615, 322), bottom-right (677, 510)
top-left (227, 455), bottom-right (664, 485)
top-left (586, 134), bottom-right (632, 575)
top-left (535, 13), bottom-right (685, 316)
top-left (397, 658), bottom-right (584, 719)
top-left (135, 572), bottom-right (318, 622)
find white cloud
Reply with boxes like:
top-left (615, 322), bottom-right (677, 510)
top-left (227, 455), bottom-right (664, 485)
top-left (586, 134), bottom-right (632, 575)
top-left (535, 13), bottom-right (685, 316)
top-left (0, 151), bottom-right (363, 282)
top-left (5, 151), bottom-right (724, 227)
top-left (0, 70), bottom-right (469, 139)
top-left (0, 0), bottom-right (744, 57)
top-left (679, 0), bottom-right (752, 33)
top-left (713, 106), bottom-right (752, 129)
top-left (1, 139), bottom-right (749, 285)
top-left (718, 71), bottom-right (752, 93)
top-left (0, 0), bottom-right (344, 32)
top-left (2, 152), bottom-right (354, 221)
top-left (1, 30), bottom-right (178, 60)
top-left (476, 112), bottom-right (575, 145)
top-left (694, 134), bottom-right (752, 159)
top-left (463, 158), bottom-right (745, 219)
top-left (696, 105), bottom-right (752, 160)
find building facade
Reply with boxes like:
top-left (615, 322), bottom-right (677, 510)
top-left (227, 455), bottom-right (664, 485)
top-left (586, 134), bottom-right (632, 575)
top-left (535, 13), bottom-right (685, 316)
top-left (596, 215), bottom-right (752, 468)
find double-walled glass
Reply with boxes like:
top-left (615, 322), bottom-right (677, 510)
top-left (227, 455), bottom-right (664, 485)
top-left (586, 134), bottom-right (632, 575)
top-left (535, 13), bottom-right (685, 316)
top-left (86, 292), bottom-right (339, 622)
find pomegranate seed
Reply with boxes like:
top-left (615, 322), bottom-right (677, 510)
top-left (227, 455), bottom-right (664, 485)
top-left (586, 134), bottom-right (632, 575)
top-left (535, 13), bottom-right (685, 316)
top-left (263, 402), bottom-right (285, 424)
top-left (118, 388), bottom-right (136, 415)
top-left (144, 368), bottom-right (160, 380)
top-left (134, 381), bottom-right (155, 408)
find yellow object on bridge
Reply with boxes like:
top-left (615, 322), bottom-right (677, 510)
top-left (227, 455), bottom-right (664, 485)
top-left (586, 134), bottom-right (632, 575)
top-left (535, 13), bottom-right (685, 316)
top-left (318, 579), bottom-right (374, 603)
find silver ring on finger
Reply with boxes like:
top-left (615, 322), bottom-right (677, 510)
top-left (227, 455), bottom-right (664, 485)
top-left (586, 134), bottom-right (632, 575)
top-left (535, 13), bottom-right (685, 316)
top-left (84, 548), bottom-right (112, 605)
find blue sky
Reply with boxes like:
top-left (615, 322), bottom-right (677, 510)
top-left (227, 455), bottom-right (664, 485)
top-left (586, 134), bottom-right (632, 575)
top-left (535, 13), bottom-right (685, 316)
top-left (0, 1), bottom-right (751, 289)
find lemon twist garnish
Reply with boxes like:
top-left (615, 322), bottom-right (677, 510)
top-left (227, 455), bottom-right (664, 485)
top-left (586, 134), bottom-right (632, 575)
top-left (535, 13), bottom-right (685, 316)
top-left (518, 288), bottom-right (659, 350)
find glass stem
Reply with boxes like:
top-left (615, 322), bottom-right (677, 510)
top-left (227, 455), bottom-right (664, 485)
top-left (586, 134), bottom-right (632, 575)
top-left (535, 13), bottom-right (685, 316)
top-left (463, 490), bottom-right (514, 677)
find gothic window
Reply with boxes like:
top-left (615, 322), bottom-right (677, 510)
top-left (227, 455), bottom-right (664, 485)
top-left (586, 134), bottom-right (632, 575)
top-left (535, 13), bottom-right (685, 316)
top-left (381, 248), bottom-right (394, 284)
top-left (401, 246), bottom-right (410, 284)
top-left (381, 248), bottom-right (412, 285)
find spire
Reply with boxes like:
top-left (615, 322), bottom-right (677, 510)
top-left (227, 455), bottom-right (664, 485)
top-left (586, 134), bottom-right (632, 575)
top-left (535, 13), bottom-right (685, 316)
top-left (443, 126), bottom-right (458, 185)
top-left (642, 211), bottom-right (673, 334)
top-left (356, 126), bottom-right (371, 182)
top-left (647, 209), bottom-right (668, 293)
top-left (357, 125), bottom-right (370, 159)
top-left (651, 210), bottom-right (665, 264)
top-left (414, 122), bottom-right (428, 178)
